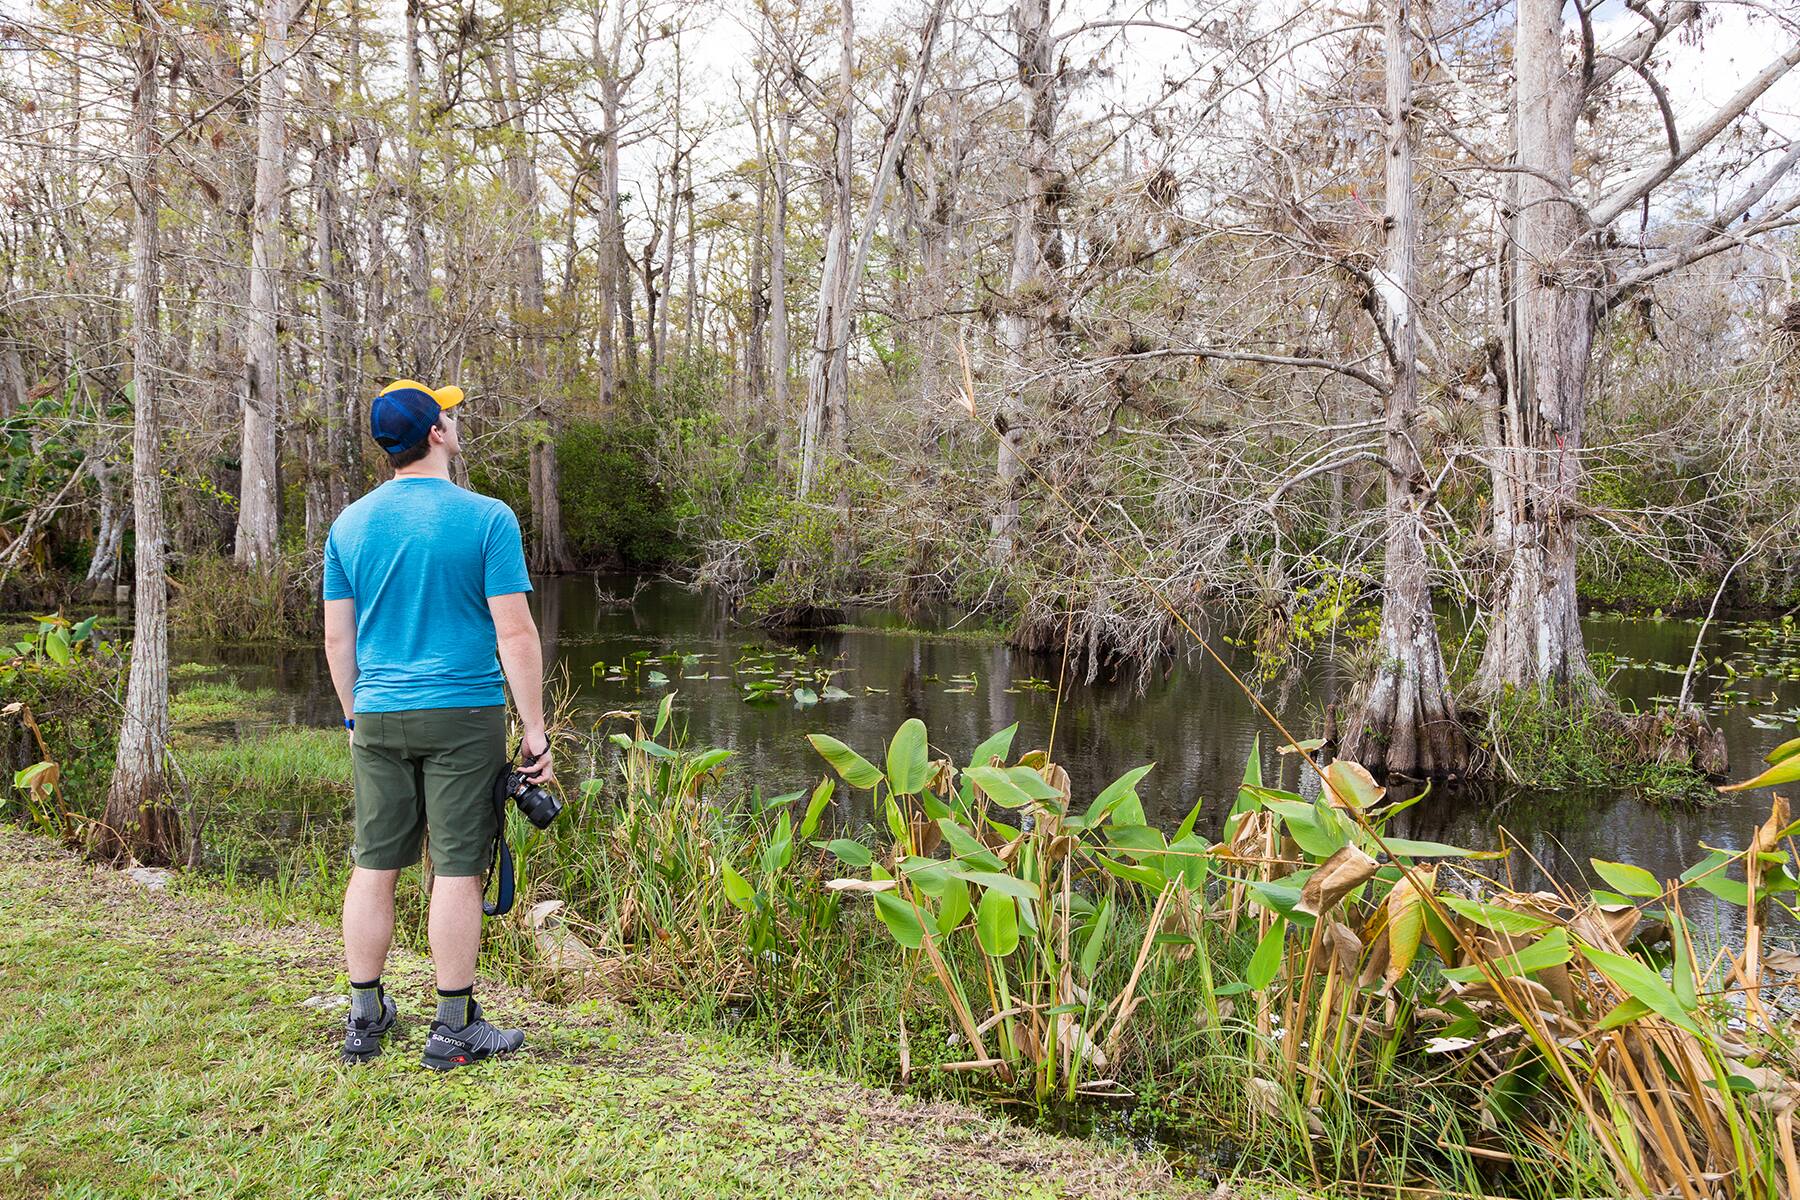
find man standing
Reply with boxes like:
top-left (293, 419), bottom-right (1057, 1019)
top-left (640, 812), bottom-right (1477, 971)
top-left (323, 378), bottom-right (554, 1070)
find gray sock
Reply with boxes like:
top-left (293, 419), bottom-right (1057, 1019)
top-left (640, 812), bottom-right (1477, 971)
top-left (436, 987), bottom-right (473, 1027)
top-left (349, 978), bottom-right (384, 1024)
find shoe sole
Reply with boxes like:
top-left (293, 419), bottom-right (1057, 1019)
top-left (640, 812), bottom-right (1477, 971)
top-left (340, 1018), bottom-right (398, 1063)
top-left (421, 1045), bottom-right (522, 1072)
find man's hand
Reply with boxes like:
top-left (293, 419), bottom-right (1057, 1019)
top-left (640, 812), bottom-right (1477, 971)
top-left (520, 728), bottom-right (554, 785)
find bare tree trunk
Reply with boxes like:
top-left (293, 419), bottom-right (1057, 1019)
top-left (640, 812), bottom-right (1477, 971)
top-left (350, 1), bottom-right (385, 387)
top-left (746, 86), bottom-right (768, 405)
top-left (797, 0), bottom-right (946, 499)
top-left (84, 458), bottom-right (125, 594)
top-left (992, 0), bottom-right (1057, 561)
top-left (491, 35), bottom-right (573, 573)
top-left (104, 8), bottom-right (177, 867)
top-left (403, 0), bottom-right (432, 373)
top-left (307, 51), bottom-right (350, 523)
top-left (1342, 0), bottom-right (1467, 778)
top-left (770, 96), bottom-right (791, 415)
top-left (1473, 0), bottom-right (1598, 701)
top-left (235, 0), bottom-right (291, 570)
top-left (591, 3), bottom-right (641, 405)
top-left (799, 0), bottom-right (856, 498)
top-left (683, 150), bottom-right (697, 360)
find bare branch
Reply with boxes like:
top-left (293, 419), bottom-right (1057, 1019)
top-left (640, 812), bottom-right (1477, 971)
top-left (1592, 39), bottom-right (1800, 228)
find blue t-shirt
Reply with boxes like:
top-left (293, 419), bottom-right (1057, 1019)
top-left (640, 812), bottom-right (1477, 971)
top-left (322, 477), bottom-right (532, 713)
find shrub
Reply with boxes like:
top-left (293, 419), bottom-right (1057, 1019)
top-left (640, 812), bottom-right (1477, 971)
top-left (171, 550), bottom-right (321, 642)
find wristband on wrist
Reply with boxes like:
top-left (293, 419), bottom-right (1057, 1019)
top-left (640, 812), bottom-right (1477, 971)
top-left (344, 718), bottom-right (355, 731)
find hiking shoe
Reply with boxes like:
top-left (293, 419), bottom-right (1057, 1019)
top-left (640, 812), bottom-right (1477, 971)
top-left (421, 1001), bottom-right (524, 1071)
top-left (340, 994), bottom-right (398, 1063)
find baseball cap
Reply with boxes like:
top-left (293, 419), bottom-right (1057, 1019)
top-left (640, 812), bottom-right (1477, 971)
top-left (369, 379), bottom-right (465, 453)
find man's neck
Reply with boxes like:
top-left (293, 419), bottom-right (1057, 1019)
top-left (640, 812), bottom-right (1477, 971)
top-left (393, 457), bottom-right (452, 482)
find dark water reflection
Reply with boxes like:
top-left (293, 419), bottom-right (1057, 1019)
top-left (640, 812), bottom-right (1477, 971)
top-left (179, 575), bottom-right (1800, 944)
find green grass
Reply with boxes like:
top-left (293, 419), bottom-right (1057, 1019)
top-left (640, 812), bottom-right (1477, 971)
top-left (0, 832), bottom-right (1209, 1199)
top-left (169, 678), bottom-right (281, 726)
top-left (179, 727), bottom-right (351, 798)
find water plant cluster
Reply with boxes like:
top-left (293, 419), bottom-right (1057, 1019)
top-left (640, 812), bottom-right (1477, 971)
top-left (501, 706), bottom-right (1800, 1197)
top-left (12, 653), bottom-right (1800, 1194)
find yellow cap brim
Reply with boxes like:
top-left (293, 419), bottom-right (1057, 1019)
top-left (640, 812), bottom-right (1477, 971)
top-left (380, 378), bottom-right (463, 411)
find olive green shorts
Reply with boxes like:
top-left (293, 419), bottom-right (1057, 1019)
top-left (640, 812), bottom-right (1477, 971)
top-left (350, 706), bottom-right (506, 878)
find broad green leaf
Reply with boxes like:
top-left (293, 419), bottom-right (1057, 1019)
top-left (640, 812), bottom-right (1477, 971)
top-left (720, 864), bottom-right (756, 913)
top-left (884, 796), bottom-right (908, 846)
top-left (1236, 735), bottom-right (1263, 808)
top-left (873, 891), bottom-right (928, 949)
top-left (1590, 858), bottom-right (1661, 899)
top-left (760, 811), bottom-right (794, 874)
top-left (902, 859), bottom-right (953, 897)
top-left (817, 838), bottom-right (872, 868)
top-left (1439, 896), bottom-right (1552, 937)
top-left (975, 888), bottom-right (1019, 957)
top-left (634, 739), bottom-right (677, 759)
top-left (936, 819), bottom-right (1005, 871)
top-left (1242, 877), bottom-right (1307, 921)
top-left (1079, 897), bottom-right (1114, 979)
top-left (1095, 854), bottom-right (1166, 893)
top-left (808, 734), bottom-right (885, 789)
top-left (936, 875), bottom-right (971, 935)
top-left (1173, 795), bottom-right (1205, 844)
top-left (886, 718), bottom-right (931, 795)
top-left (1324, 759), bottom-right (1382, 809)
top-left (1766, 735), bottom-right (1800, 766)
top-left (1669, 903), bottom-right (1696, 1012)
top-left (1441, 929), bottom-right (1571, 983)
top-left (1105, 824), bottom-right (1168, 860)
top-left (1247, 918), bottom-right (1286, 990)
top-left (966, 765), bottom-right (1032, 808)
top-left (1387, 874), bottom-right (1429, 982)
top-left (793, 687), bottom-right (819, 706)
top-left (1681, 850), bottom-right (1749, 906)
top-left (1081, 765), bottom-right (1155, 827)
top-left (1596, 997), bottom-right (1655, 1032)
top-left (687, 748), bottom-right (733, 775)
top-left (44, 628), bottom-right (70, 666)
top-left (653, 691), bottom-right (676, 738)
top-left (944, 868), bottom-right (1039, 902)
top-left (967, 723), bottom-right (1018, 767)
top-left (1004, 765), bottom-right (1063, 802)
top-left (799, 777), bottom-right (835, 840)
top-left (1381, 837), bottom-right (1483, 858)
top-left (1262, 798), bottom-right (1342, 858)
top-left (1580, 942), bottom-right (1701, 1034)
top-left (1719, 754), bottom-right (1800, 793)
top-left (1167, 832), bottom-right (1210, 888)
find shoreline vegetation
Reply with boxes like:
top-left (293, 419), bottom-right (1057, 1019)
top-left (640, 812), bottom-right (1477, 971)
top-left (11, 649), bottom-right (1800, 1197)
top-left (0, 832), bottom-right (1211, 1200)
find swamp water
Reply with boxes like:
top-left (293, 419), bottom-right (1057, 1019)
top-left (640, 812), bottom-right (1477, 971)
top-left (178, 574), bottom-right (1800, 945)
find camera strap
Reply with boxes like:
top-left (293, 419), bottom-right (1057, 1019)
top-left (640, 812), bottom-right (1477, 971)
top-left (482, 764), bottom-right (516, 918)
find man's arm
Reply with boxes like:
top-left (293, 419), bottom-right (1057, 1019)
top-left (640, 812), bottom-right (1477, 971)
top-left (489, 591), bottom-right (553, 783)
top-left (323, 598), bottom-right (358, 734)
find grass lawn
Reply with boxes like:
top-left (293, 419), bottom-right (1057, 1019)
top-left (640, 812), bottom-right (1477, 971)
top-left (0, 832), bottom-right (1206, 1199)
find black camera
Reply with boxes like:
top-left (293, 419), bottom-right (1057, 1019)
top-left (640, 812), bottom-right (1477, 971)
top-left (502, 761), bottom-right (563, 829)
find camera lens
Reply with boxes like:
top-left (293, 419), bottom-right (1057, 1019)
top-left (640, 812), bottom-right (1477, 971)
top-left (514, 780), bottom-right (563, 829)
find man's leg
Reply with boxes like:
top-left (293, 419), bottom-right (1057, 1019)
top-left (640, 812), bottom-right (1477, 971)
top-left (417, 707), bottom-right (523, 1067)
top-left (427, 873), bottom-right (484, 994)
top-left (343, 866), bottom-right (400, 981)
top-left (341, 712), bottom-right (422, 1060)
